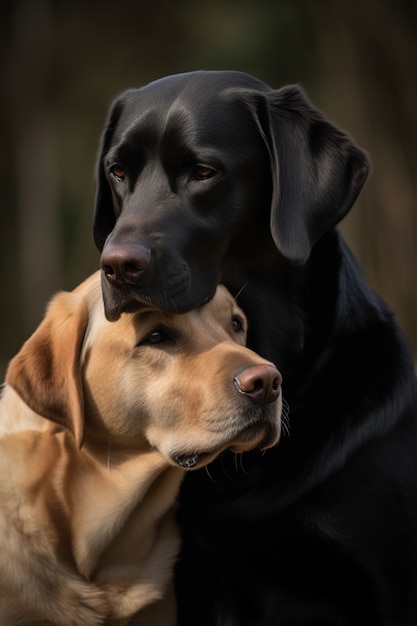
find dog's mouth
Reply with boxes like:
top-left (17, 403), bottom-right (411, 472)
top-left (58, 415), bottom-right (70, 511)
top-left (101, 275), bottom-right (216, 322)
top-left (172, 451), bottom-right (210, 469)
top-left (171, 418), bottom-right (280, 470)
top-left (101, 282), bottom-right (164, 321)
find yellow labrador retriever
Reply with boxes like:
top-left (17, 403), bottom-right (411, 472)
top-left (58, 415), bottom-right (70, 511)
top-left (0, 271), bottom-right (282, 626)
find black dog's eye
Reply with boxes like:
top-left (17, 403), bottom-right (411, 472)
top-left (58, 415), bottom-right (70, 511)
top-left (110, 165), bottom-right (125, 182)
top-left (192, 164), bottom-right (217, 181)
top-left (232, 315), bottom-right (245, 334)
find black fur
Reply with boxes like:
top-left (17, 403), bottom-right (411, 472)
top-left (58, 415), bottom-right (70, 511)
top-left (93, 71), bottom-right (417, 625)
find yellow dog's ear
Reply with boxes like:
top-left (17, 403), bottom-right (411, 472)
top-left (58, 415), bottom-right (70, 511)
top-left (6, 290), bottom-right (89, 448)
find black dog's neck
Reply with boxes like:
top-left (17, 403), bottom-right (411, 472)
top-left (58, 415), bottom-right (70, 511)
top-left (223, 230), bottom-right (343, 398)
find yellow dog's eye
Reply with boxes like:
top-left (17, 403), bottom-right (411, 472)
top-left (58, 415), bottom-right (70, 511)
top-left (143, 330), bottom-right (164, 345)
top-left (111, 165), bottom-right (125, 182)
top-left (232, 315), bottom-right (244, 333)
top-left (139, 327), bottom-right (177, 347)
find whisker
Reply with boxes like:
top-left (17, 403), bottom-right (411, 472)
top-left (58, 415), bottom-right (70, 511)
top-left (281, 398), bottom-right (291, 437)
top-left (204, 465), bottom-right (217, 483)
top-left (233, 453), bottom-right (239, 471)
top-left (107, 438), bottom-right (112, 474)
top-left (233, 282), bottom-right (248, 300)
top-left (162, 290), bottom-right (178, 313)
top-left (220, 452), bottom-right (232, 479)
top-left (235, 452), bottom-right (252, 475)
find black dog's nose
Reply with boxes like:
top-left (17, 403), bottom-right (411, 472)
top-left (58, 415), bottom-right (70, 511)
top-left (101, 243), bottom-right (151, 286)
top-left (234, 364), bottom-right (282, 404)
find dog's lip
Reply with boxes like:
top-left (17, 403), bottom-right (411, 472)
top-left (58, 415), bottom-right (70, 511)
top-left (101, 279), bottom-right (216, 321)
top-left (102, 286), bottom-right (156, 321)
top-left (229, 420), bottom-right (280, 452)
top-left (171, 451), bottom-right (210, 469)
top-left (171, 420), bottom-right (280, 470)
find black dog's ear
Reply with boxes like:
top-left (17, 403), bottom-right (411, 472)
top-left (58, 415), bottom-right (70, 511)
top-left (93, 94), bottom-right (128, 251)
top-left (257, 85), bottom-right (370, 264)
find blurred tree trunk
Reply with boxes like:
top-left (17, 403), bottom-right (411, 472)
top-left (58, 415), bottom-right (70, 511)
top-left (307, 0), bottom-right (417, 354)
top-left (10, 0), bottom-right (61, 336)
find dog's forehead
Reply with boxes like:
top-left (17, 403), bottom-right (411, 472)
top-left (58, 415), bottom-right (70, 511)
top-left (204, 284), bottom-right (245, 318)
top-left (114, 71), bottom-right (270, 139)
top-left (132, 70), bottom-right (269, 104)
top-left (129, 285), bottom-right (244, 330)
top-left (131, 285), bottom-right (246, 339)
top-left (191, 286), bottom-right (248, 337)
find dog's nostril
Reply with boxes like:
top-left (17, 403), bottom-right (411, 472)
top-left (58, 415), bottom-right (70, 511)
top-left (100, 243), bottom-right (151, 286)
top-left (103, 264), bottom-right (115, 277)
top-left (124, 262), bottom-right (142, 275)
top-left (234, 364), bottom-right (282, 405)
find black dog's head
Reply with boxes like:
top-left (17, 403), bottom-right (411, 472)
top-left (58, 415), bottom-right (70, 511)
top-left (94, 70), bottom-right (369, 321)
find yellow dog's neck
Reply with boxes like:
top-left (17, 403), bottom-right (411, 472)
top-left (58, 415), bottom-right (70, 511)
top-left (72, 441), bottom-right (183, 579)
top-left (0, 385), bottom-right (183, 622)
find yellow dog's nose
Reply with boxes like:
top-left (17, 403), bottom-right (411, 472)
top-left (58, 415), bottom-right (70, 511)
top-left (234, 364), bottom-right (282, 404)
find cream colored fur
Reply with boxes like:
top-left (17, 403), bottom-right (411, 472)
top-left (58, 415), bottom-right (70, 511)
top-left (0, 272), bottom-right (281, 625)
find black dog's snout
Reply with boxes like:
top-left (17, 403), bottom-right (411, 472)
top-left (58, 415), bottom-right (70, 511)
top-left (234, 364), bottom-right (282, 404)
top-left (101, 243), bottom-right (151, 286)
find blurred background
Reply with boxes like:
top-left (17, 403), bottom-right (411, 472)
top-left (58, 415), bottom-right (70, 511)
top-left (1, 0), bottom-right (416, 377)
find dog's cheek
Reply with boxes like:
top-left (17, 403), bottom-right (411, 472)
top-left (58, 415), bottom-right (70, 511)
top-left (82, 354), bottom-right (143, 440)
top-left (141, 374), bottom-right (208, 458)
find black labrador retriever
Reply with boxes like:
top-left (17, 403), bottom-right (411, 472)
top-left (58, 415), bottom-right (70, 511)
top-left (93, 71), bottom-right (417, 626)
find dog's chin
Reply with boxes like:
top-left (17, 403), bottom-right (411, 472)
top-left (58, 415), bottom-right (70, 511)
top-left (229, 421), bottom-right (281, 453)
top-left (171, 422), bottom-right (281, 471)
top-left (101, 281), bottom-right (157, 321)
top-left (101, 275), bottom-right (216, 321)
